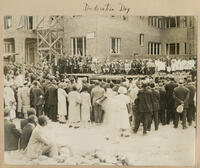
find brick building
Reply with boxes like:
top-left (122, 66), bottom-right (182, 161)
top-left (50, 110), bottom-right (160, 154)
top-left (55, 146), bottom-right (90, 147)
top-left (64, 16), bottom-right (197, 62)
top-left (3, 16), bottom-right (197, 64)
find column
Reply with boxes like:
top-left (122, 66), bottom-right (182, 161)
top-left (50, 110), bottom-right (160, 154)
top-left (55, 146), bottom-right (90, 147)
top-left (152, 43), bottom-right (155, 55)
top-left (71, 38), bottom-right (74, 56)
top-left (159, 43), bottom-right (162, 55)
top-left (14, 37), bottom-right (25, 64)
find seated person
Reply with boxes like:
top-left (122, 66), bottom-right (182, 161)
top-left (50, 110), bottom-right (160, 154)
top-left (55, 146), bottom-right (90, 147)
top-left (26, 115), bottom-right (58, 159)
top-left (4, 107), bottom-right (21, 151)
top-left (20, 115), bottom-right (38, 150)
top-left (20, 108), bottom-right (36, 130)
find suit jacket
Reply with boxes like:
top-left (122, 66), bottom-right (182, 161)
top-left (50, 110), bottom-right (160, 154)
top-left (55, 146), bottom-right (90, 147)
top-left (159, 87), bottom-right (167, 110)
top-left (91, 86), bottom-right (105, 105)
top-left (135, 88), bottom-right (153, 113)
top-left (173, 86), bottom-right (190, 108)
top-left (45, 84), bottom-right (58, 105)
top-left (151, 88), bottom-right (160, 111)
top-left (165, 82), bottom-right (178, 108)
top-left (185, 84), bottom-right (196, 104)
top-left (30, 86), bottom-right (44, 107)
top-left (20, 123), bottom-right (35, 150)
top-left (4, 119), bottom-right (21, 151)
top-left (20, 119), bottom-right (29, 130)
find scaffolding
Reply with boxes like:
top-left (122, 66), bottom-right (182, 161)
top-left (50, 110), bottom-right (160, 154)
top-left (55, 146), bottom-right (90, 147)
top-left (36, 16), bottom-right (64, 63)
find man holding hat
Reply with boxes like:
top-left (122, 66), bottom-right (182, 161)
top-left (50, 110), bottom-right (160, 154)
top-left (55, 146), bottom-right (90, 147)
top-left (173, 79), bottom-right (190, 129)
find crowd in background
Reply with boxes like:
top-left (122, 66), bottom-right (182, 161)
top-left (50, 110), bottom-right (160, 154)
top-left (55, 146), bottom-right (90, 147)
top-left (54, 56), bottom-right (196, 75)
top-left (4, 58), bottom-right (197, 159)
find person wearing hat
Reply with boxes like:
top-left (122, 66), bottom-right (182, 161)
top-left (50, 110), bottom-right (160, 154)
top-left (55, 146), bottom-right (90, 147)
top-left (57, 83), bottom-right (68, 123)
top-left (185, 78), bottom-right (196, 126)
top-left (165, 77), bottom-right (178, 125)
top-left (91, 81), bottom-right (105, 124)
top-left (134, 82), bottom-right (153, 135)
top-left (30, 80), bottom-right (44, 118)
top-left (173, 79), bottom-right (190, 129)
top-left (4, 107), bottom-right (21, 151)
top-left (17, 81), bottom-right (31, 119)
top-left (45, 80), bottom-right (58, 122)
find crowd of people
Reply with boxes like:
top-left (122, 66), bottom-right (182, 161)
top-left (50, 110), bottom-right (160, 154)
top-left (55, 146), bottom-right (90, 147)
top-left (54, 56), bottom-right (196, 75)
top-left (4, 58), bottom-right (197, 160)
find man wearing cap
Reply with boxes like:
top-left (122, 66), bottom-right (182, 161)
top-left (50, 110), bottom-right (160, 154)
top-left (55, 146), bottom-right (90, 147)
top-left (134, 82), bottom-right (153, 135)
top-left (91, 81), bottom-right (105, 124)
top-left (165, 77), bottom-right (178, 125)
top-left (185, 78), bottom-right (196, 126)
top-left (173, 79), bottom-right (190, 129)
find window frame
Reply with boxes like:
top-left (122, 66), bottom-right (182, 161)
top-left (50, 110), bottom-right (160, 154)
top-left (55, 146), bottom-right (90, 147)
top-left (110, 37), bottom-right (121, 55)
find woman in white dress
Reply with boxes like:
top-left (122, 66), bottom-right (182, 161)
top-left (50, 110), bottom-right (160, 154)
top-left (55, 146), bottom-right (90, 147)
top-left (114, 86), bottom-right (131, 136)
top-left (4, 82), bottom-right (16, 120)
top-left (68, 85), bottom-right (81, 128)
top-left (57, 83), bottom-right (68, 123)
top-left (80, 86), bottom-right (91, 128)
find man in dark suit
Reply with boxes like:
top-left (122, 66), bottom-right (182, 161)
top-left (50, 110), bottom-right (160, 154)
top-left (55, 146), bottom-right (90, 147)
top-left (165, 77), bottom-right (178, 125)
top-left (148, 83), bottom-right (160, 131)
top-left (173, 79), bottom-right (190, 129)
top-left (91, 81), bottom-right (105, 124)
top-left (185, 78), bottom-right (196, 126)
top-left (20, 108), bottom-right (36, 130)
top-left (30, 81), bottom-right (44, 117)
top-left (4, 108), bottom-right (21, 151)
top-left (45, 80), bottom-right (58, 122)
top-left (134, 82), bottom-right (153, 135)
top-left (20, 115), bottom-right (37, 150)
top-left (158, 82), bottom-right (167, 125)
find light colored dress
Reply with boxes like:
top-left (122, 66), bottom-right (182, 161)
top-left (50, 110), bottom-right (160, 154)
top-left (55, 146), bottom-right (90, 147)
top-left (4, 86), bottom-right (16, 119)
top-left (26, 125), bottom-right (50, 159)
top-left (68, 91), bottom-right (81, 122)
top-left (80, 92), bottom-right (91, 121)
top-left (58, 88), bottom-right (68, 116)
top-left (114, 94), bottom-right (131, 130)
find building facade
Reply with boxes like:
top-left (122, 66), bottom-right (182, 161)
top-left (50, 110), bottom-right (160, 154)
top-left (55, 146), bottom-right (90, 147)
top-left (3, 16), bottom-right (197, 64)
top-left (64, 16), bottom-right (197, 62)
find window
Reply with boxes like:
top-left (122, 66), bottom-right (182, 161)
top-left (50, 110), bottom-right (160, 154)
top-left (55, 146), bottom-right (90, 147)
top-left (183, 16), bottom-right (187, 27)
top-left (24, 16), bottom-right (33, 30)
top-left (110, 38), bottom-right (120, 54)
top-left (148, 42), bottom-right (162, 55)
top-left (165, 17), bottom-right (180, 28)
top-left (71, 37), bottom-right (86, 56)
top-left (166, 43), bottom-right (180, 55)
top-left (139, 34), bottom-right (144, 46)
top-left (4, 42), bottom-right (14, 54)
top-left (189, 17), bottom-right (193, 27)
top-left (184, 42), bottom-right (187, 54)
top-left (4, 16), bottom-right (12, 29)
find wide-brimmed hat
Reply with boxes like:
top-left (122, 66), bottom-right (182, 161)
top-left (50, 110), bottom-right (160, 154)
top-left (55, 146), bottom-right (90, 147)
top-left (118, 86), bottom-right (127, 94)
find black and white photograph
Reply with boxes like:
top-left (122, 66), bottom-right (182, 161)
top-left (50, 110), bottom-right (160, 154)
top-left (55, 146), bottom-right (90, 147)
top-left (3, 15), bottom-right (197, 166)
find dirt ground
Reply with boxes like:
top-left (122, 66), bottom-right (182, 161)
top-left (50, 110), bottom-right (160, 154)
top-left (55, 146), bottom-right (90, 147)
top-left (4, 120), bottom-right (196, 166)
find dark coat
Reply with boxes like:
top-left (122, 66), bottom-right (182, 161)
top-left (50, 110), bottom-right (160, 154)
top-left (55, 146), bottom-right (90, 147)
top-left (159, 87), bottom-right (167, 110)
top-left (185, 84), bottom-right (196, 105)
top-left (45, 84), bottom-right (58, 105)
top-left (165, 82), bottom-right (178, 109)
top-left (20, 119), bottom-right (28, 130)
top-left (30, 86), bottom-right (44, 107)
top-left (173, 86), bottom-right (190, 109)
top-left (20, 123), bottom-right (35, 150)
top-left (151, 88), bottom-right (160, 111)
top-left (4, 119), bottom-right (21, 151)
top-left (135, 88), bottom-right (153, 113)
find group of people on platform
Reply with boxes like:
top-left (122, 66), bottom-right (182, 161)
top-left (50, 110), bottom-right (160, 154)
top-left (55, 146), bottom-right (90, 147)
top-left (51, 56), bottom-right (196, 75)
top-left (4, 59), bottom-right (197, 159)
